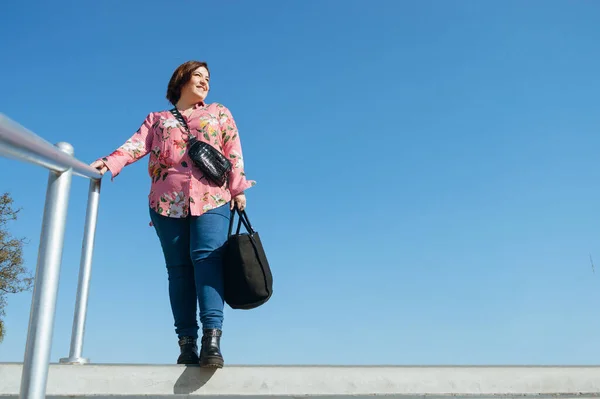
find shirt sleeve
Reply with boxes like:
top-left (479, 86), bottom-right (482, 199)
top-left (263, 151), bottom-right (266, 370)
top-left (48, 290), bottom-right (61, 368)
top-left (97, 113), bottom-right (155, 180)
top-left (218, 105), bottom-right (256, 198)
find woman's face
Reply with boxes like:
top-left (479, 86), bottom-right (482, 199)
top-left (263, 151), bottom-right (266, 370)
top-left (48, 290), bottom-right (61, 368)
top-left (181, 66), bottom-right (210, 103)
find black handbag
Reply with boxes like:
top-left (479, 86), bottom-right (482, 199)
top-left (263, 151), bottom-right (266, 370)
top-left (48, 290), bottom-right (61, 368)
top-left (169, 107), bottom-right (232, 186)
top-left (223, 208), bottom-right (273, 310)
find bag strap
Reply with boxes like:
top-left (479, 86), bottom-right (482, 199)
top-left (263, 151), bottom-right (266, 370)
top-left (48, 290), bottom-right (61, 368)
top-left (169, 108), bottom-right (194, 140)
top-left (228, 208), bottom-right (255, 237)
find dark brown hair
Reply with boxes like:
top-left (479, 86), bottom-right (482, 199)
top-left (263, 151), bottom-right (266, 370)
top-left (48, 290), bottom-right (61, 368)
top-left (166, 61), bottom-right (210, 105)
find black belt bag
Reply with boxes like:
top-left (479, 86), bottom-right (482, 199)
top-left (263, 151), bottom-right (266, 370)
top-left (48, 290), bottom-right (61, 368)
top-left (170, 107), bottom-right (232, 187)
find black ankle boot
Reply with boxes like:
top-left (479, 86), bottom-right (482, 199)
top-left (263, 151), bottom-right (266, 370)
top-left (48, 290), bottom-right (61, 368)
top-left (199, 329), bottom-right (223, 368)
top-left (177, 336), bottom-right (199, 364)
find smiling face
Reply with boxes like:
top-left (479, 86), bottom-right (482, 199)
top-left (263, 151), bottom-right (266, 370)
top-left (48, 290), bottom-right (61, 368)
top-left (166, 61), bottom-right (211, 106)
top-left (180, 66), bottom-right (210, 104)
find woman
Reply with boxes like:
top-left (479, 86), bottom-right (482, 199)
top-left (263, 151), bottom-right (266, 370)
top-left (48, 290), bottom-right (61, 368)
top-left (91, 60), bottom-right (255, 368)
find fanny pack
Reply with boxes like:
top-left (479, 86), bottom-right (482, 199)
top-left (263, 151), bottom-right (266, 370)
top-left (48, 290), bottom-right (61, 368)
top-left (169, 107), bottom-right (232, 187)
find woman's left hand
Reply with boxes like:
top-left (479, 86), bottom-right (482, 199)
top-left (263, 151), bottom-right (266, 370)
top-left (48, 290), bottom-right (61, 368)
top-left (231, 193), bottom-right (246, 211)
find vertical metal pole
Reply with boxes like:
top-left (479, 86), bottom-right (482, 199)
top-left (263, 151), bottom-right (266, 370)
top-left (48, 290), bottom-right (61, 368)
top-left (20, 142), bottom-right (74, 399)
top-left (60, 178), bottom-right (101, 364)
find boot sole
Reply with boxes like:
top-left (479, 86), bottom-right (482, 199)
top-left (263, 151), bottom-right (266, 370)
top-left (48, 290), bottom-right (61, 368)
top-left (200, 357), bottom-right (224, 368)
top-left (178, 358), bottom-right (200, 365)
top-left (177, 354), bottom-right (200, 365)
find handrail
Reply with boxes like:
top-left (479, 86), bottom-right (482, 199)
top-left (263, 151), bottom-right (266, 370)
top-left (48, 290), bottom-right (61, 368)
top-left (0, 113), bottom-right (102, 399)
top-left (0, 114), bottom-right (102, 179)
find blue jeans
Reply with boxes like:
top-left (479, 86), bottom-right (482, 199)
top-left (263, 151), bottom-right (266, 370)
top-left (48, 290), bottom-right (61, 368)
top-left (149, 204), bottom-right (230, 338)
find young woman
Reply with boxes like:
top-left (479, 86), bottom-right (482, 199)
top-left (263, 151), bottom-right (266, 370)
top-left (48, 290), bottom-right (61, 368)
top-left (91, 60), bottom-right (255, 367)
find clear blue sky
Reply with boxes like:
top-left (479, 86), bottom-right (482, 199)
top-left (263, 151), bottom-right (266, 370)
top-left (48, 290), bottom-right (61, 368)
top-left (1, 0), bottom-right (600, 365)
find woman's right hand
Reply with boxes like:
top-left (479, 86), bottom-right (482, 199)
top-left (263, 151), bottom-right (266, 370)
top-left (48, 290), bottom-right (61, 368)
top-left (90, 160), bottom-right (109, 175)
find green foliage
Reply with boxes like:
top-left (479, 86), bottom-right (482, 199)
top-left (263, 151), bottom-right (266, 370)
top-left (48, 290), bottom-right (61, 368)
top-left (0, 193), bottom-right (32, 342)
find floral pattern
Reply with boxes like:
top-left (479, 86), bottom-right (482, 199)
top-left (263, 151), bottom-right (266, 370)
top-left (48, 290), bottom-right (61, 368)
top-left (98, 102), bottom-right (255, 218)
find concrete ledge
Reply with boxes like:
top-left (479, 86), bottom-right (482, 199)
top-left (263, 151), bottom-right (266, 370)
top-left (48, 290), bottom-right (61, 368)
top-left (1, 364), bottom-right (600, 398)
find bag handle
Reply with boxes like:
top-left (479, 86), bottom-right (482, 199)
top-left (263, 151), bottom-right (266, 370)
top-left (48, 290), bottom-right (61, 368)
top-left (228, 207), bottom-right (255, 237)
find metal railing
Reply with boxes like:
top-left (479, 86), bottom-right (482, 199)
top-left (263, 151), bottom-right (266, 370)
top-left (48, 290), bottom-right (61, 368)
top-left (0, 113), bottom-right (103, 399)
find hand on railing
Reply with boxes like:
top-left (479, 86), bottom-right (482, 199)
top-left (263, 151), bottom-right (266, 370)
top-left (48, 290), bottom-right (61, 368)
top-left (90, 160), bottom-right (108, 175)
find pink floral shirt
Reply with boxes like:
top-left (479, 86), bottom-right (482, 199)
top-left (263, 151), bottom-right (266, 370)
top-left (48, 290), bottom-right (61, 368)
top-left (99, 102), bottom-right (256, 218)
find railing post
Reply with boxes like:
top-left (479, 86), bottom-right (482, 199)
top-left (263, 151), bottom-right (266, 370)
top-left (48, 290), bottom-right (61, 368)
top-left (20, 142), bottom-right (74, 399)
top-left (60, 178), bottom-right (101, 365)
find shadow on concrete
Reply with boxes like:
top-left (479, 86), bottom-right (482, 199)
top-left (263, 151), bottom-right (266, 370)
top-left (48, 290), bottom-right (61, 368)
top-left (174, 366), bottom-right (217, 394)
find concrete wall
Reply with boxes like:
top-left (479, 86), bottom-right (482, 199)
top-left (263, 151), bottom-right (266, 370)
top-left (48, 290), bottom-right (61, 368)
top-left (1, 363), bottom-right (600, 398)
